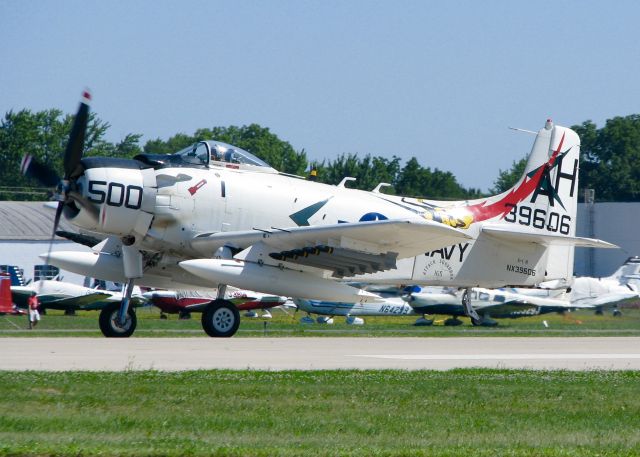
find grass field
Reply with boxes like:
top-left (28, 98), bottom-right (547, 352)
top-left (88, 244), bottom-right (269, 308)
top-left (1, 306), bottom-right (639, 337)
top-left (0, 370), bottom-right (638, 457)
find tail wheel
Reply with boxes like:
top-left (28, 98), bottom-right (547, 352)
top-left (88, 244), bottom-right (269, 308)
top-left (201, 300), bottom-right (240, 337)
top-left (99, 302), bottom-right (137, 338)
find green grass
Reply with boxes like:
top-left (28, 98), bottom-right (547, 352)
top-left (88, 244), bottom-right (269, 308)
top-left (0, 370), bottom-right (638, 456)
top-left (1, 307), bottom-right (639, 337)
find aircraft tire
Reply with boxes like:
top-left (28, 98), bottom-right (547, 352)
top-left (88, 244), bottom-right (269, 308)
top-left (98, 303), bottom-right (137, 338)
top-left (201, 300), bottom-right (240, 337)
top-left (444, 317), bottom-right (463, 326)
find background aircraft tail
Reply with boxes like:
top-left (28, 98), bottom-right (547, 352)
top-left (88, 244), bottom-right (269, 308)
top-left (606, 256), bottom-right (640, 286)
top-left (0, 273), bottom-right (14, 313)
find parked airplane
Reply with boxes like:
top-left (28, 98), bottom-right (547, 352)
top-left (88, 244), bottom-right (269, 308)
top-left (531, 256), bottom-right (640, 315)
top-left (145, 288), bottom-right (288, 319)
top-left (293, 296), bottom-right (416, 325)
top-left (11, 279), bottom-right (146, 314)
top-left (403, 286), bottom-right (589, 326)
top-left (22, 91), bottom-right (615, 337)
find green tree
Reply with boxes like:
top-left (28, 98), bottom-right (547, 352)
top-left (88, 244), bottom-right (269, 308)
top-left (144, 124), bottom-right (308, 176)
top-left (574, 116), bottom-right (640, 201)
top-left (0, 109), bottom-right (137, 200)
top-left (491, 157), bottom-right (527, 194)
top-left (394, 157), bottom-right (470, 199)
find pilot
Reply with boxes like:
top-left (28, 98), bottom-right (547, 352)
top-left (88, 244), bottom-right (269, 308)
top-left (223, 149), bottom-right (234, 163)
top-left (210, 145), bottom-right (220, 162)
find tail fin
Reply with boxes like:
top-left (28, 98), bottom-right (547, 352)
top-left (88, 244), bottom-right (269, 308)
top-left (467, 120), bottom-right (583, 281)
top-left (0, 273), bottom-right (14, 313)
top-left (606, 256), bottom-right (640, 283)
top-left (0, 265), bottom-right (26, 286)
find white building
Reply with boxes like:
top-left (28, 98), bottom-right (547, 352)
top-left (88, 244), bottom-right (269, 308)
top-left (576, 202), bottom-right (640, 278)
top-left (0, 202), bottom-right (91, 284)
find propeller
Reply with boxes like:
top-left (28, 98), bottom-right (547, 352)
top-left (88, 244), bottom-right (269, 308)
top-left (20, 90), bottom-right (97, 263)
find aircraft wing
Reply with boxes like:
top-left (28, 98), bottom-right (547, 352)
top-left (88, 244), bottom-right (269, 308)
top-left (575, 293), bottom-right (639, 309)
top-left (39, 292), bottom-right (114, 311)
top-left (9, 287), bottom-right (32, 308)
top-left (191, 219), bottom-right (473, 277)
top-left (481, 225), bottom-right (618, 248)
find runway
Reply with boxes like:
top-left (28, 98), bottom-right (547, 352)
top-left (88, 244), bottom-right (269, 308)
top-left (2, 337), bottom-right (639, 371)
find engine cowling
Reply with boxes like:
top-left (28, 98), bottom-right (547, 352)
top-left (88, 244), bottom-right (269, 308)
top-left (68, 158), bottom-right (157, 240)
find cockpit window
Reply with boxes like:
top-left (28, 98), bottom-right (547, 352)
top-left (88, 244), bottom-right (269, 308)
top-left (176, 142), bottom-right (210, 166)
top-left (209, 141), bottom-right (271, 168)
top-left (175, 140), bottom-right (271, 168)
top-left (138, 139), bottom-right (276, 172)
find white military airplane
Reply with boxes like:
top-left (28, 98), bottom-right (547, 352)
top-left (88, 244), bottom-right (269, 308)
top-left (22, 91), bottom-right (615, 337)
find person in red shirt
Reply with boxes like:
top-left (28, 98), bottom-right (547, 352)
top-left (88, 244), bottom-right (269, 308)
top-left (28, 292), bottom-right (40, 329)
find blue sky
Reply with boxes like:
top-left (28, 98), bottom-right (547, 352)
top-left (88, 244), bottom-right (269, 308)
top-left (2, 0), bottom-right (639, 191)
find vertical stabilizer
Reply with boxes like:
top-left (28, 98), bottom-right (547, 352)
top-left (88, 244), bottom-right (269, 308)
top-left (607, 256), bottom-right (640, 284)
top-left (0, 273), bottom-right (14, 314)
top-left (467, 120), bottom-right (581, 282)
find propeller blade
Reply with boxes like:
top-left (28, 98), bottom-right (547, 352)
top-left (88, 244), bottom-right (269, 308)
top-left (43, 202), bottom-right (65, 267)
top-left (67, 191), bottom-right (99, 221)
top-left (20, 154), bottom-right (61, 187)
top-left (63, 90), bottom-right (91, 179)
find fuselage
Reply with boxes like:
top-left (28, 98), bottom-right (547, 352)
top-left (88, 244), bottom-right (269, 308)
top-left (55, 125), bottom-right (589, 294)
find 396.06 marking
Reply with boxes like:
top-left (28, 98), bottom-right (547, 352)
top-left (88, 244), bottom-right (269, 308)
top-left (504, 204), bottom-right (570, 235)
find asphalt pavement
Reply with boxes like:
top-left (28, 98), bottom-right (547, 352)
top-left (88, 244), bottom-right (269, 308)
top-left (2, 337), bottom-right (640, 371)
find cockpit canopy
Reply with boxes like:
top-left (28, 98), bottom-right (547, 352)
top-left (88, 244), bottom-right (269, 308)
top-left (135, 140), bottom-right (277, 173)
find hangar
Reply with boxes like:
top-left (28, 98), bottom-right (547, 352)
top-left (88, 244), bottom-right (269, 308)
top-left (0, 201), bottom-right (90, 284)
top-left (0, 201), bottom-right (637, 284)
top-left (575, 202), bottom-right (640, 277)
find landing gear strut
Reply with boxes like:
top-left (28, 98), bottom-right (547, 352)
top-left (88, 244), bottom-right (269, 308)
top-left (99, 244), bottom-right (142, 338)
top-left (461, 288), bottom-right (482, 325)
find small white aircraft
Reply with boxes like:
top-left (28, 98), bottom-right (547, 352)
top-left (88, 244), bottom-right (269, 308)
top-left (527, 256), bottom-right (640, 315)
top-left (403, 286), bottom-right (589, 326)
top-left (294, 296), bottom-right (416, 325)
top-left (11, 280), bottom-right (146, 313)
top-left (21, 91), bottom-right (616, 337)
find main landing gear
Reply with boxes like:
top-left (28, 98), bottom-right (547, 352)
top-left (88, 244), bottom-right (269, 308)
top-left (200, 283), bottom-right (240, 337)
top-left (461, 288), bottom-right (498, 327)
top-left (99, 302), bottom-right (137, 338)
top-left (201, 299), bottom-right (240, 337)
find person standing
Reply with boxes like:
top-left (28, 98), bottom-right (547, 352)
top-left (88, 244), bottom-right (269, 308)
top-left (28, 292), bottom-right (40, 329)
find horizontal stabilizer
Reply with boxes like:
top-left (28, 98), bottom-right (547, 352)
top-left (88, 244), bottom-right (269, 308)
top-left (481, 225), bottom-right (618, 249)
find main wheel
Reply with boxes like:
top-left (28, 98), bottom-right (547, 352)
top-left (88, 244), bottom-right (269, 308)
top-left (201, 300), bottom-right (240, 337)
top-left (99, 302), bottom-right (137, 338)
top-left (444, 317), bottom-right (463, 326)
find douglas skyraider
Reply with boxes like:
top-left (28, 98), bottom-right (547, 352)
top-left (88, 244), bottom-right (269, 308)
top-left (22, 91), bottom-right (615, 337)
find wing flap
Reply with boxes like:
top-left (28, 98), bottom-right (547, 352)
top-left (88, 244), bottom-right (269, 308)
top-left (270, 245), bottom-right (398, 278)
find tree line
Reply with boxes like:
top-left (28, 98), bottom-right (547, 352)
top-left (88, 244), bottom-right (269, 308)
top-left (2, 107), bottom-right (639, 202)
